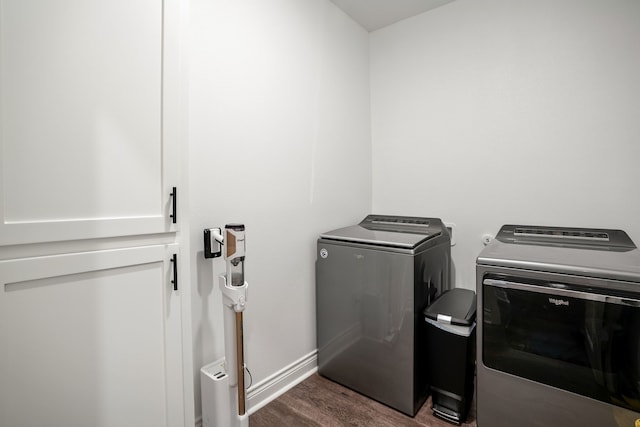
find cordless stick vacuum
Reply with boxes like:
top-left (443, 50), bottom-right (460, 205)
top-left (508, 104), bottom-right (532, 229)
top-left (203, 224), bottom-right (249, 427)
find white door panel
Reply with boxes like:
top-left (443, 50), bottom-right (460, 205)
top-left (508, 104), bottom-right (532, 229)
top-left (0, 0), bottom-right (180, 245)
top-left (0, 244), bottom-right (183, 427)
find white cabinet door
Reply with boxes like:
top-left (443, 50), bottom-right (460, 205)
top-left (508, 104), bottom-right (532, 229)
top-left (0, 244), bottom-right (183, 427)
top-left (0, 0), bottom-right (182, 245)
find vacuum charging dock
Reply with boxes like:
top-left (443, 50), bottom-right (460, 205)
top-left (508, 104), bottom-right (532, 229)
top-left (201, 359), bottom-right (232, 427)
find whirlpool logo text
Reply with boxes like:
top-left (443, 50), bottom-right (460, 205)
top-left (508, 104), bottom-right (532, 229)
top-left (548, 297), bottom-right (569, 306)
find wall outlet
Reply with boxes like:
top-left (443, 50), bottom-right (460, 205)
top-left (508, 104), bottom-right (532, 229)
top-left (444, 222), bottom-right (456, 246)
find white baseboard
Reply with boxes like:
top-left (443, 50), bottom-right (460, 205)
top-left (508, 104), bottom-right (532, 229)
top-left (195, 350), bottom-right (317, 426)
top-left (247, 350), bottom-right (318, 415)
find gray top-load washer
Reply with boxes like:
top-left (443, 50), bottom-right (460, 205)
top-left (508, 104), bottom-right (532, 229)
top-left (316, 215), bottom-right (451, 416)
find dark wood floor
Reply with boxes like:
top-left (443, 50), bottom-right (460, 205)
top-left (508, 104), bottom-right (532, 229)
top-left (250, 374), bottom-right (477, 427)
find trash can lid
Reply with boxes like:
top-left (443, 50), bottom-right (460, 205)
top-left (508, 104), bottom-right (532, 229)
top-left (424, 288), bottom-right (477, 326)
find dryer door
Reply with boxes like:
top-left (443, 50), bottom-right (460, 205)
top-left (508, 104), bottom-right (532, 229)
top-left (483, 277), bottom-right (640, 413)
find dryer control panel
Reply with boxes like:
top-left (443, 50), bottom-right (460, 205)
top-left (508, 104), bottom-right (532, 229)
top-left (496, 224), bottom-right (636, 250)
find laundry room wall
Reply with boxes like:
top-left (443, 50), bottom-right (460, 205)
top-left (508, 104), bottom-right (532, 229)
top-left (189, 0), bottom-right (371, 420)
top-left (370, 0), bottom-right (640, 290)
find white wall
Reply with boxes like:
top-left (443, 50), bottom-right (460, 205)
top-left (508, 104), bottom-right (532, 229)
top-left (189, 0), bottom-right (371, 418)
top-left (371, 0), bottom-right (640, 289)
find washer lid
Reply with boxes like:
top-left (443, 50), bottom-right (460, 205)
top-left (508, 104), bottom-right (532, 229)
top-left (320, 215), bottom-right (444, 249)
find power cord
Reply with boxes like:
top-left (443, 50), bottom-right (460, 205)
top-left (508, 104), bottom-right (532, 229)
top-left (244, 364), bottom-right (253, 389)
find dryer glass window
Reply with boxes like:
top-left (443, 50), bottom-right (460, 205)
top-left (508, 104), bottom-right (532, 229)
top-left (482, 278), bottom-right (640, 412)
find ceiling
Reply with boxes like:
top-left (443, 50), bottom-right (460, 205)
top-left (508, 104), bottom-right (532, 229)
top-left (330, 0), bottom-right (455, 32)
